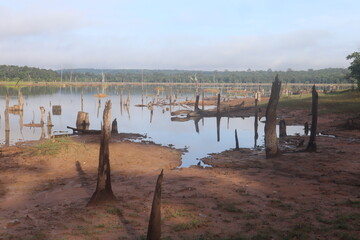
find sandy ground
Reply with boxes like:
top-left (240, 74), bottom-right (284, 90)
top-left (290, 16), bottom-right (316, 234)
top-left (0, 101), bottom-right (359, 240)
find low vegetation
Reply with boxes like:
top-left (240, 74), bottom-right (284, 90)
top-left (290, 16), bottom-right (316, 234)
top-left (278, 89), bottom-right (360, 114)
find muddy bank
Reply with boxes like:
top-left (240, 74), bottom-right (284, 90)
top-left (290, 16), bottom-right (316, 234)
top-left (0, 106), bottom-right (360, 239)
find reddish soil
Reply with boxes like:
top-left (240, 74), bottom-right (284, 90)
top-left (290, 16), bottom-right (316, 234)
top-left (0, 102), bottom-right (359, 240)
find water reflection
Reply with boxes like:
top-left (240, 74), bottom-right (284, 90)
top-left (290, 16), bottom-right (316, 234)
top-left (1, 84), bottom-right (308, 167)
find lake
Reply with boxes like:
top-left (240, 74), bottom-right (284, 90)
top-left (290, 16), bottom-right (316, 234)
top-left (0, 84), bottom-right (305, 167)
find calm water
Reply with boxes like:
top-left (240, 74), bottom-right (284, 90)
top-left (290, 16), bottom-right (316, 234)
top-left (0, 85), bottom-right (304, 167)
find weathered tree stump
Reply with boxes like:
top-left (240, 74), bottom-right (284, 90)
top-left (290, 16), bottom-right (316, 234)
top-left (76, 111), bottom-right (90, 129)
top-left (147, 170), bottom-right (163, 240)
top-left (235, 129), bottom-right (239, 150)
top-left (306, 85), bottom-right (318, 152)
top-left (254, 98), bottom-right (259, 148)
top-left (111, 118), bottom-right (118, 134)
top-left (87, 100), bottom-right (116, 206)
top-left (40, 107), bottom-right (46, 126)
top-left (217, 93), bottom-right (221, 115)
top-left (265, 75), bottom-right (282, 158)
top-left (279, 119), bottom-right (287, 137)
top-left (304, 122), bottom-right (309, 136)
top-left (194, 95), bottom-right (200, 111)
top-left (201, 89), bottom-right (205, 110)
top-left (52, 105), bottom-right (62, 115)
top-left (47, 112), bottom-right (53, 127)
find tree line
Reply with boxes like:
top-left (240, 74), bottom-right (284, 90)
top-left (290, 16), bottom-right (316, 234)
top-left (0, 64), bottom-right (352, 84)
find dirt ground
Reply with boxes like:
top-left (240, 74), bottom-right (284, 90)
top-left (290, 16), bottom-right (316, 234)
top-left (0, 102), bottom-right (359, 239)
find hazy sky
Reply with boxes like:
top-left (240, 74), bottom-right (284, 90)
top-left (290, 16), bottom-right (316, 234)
top-left (1, 0), bottom-right (359, 70)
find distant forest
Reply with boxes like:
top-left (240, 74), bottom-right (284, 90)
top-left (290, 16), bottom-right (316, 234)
top-left (0, 65), bottom-right (352, 84)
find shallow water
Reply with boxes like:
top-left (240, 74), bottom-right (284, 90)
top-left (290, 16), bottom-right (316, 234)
top-left (0, 85), bottom-right (305, 167)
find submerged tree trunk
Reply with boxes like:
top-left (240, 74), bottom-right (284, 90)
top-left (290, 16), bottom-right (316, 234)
top-left (306, 85), bottom-right (318, 152)
top-left (87, 100), bottom-right (116, 206)
top-left (265, 75), bottom-right (282, 158)
top-left (147, 170), bottom-right (164, 240)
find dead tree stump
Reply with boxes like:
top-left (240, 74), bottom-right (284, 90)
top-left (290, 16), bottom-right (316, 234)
top-left (40, 107), bottom-right (46, 126)
top-left (235, 129), bottom-right (239, 150)
top-left (306, 85), bottom-right (318, 152)
top-left (279, 119), bottom-right (287, 137)
top-left (18, 90), bottom-right (24, 111)
top-left (111, 118), bottom-right (118, 134)
top-left (47, 112), bottom-right (53, 127)
top-left (87, 100), bottom-right (116, 206)
top-left (147, 170), bottom-right (163, 240)
top-left (76, 111), bottom-right (90, 129)
top-left (217, 93), bottom-right (221, 115)
top-left (304, 122), bottom-right (309, 136)
top-left (194, 95), bottom-right (200, 111)
top-left (52, 105), bottom-right (62, 115)
top-left (265, 75), bottom-right (282, 158)
top-left (254, 99), bottom-right (259, 148)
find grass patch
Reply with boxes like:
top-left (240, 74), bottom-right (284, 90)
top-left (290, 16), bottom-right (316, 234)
top-left (173, 219), bottom-right (202, 231)
top-left (282, 223), bottom-right (313, 240)
top-left (106, 207), bottom-right (122, 216)
top-left (269, 199), bottom-right (293, 210)
top-left (276, 90), bottom-right (360, 114)
top-left (165, 208), bottom-right (193, 218)
top-left (217, 202), bottom-right (243, 213)
top-left (317, 213), bottom-right (360, 231)
top-left (29, 137), bottom-right (72, 156)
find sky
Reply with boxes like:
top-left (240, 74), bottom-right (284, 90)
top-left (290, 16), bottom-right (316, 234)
top-left (0, 0), bottom-right (359, 71)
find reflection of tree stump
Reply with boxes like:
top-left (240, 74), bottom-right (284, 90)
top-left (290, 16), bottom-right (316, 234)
top-left (87, 100), bottom-right (116, 206)
top-left (76, 111), bottom-right (90, 129)
top-left (147, 170), bottom-right (163, 240)
top-left (265, 75), bottom-right (281, 158)
top-left (306, 85), bottom-right (318, 152)
top-left (279, 119), bottom-right (287, 137)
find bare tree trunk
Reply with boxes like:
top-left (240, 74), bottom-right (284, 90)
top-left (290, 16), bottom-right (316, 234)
top-left (81, 91), bottom-right (84, 112)
top-left (18, 90), bottom-right (24, 111)
top-left (216, 116), bottom-right (221, 142)
top-left (306, 85), bottom-right (318, 152)
top-left (87, 100), bottom-right (116, 206)
top-left (235, 129), bottom-right (239, 150)
top-left (202, 89), bottom-right (205, 110)
top-left (146, 170), bottom-right (163, 240)
top-left (279, 119), bottom-right (287, 137)
top-left (194, 95), bottom-right (200, 111)
top-left (304, 121), bottom-right (309, 136)
top-left (265, 75), bottom-right (282, 158)
top-left (5, 93), bottom-right (10, 146)
top-left (76, 111), bottom-right (90, 129)
top-left (40, 107), bottom-right (46, 126)
top-left (111, 118), bottom-right (118, 134)
top-left (47, 112), bottom-right (53, 127)
top-left (217, 93), bottom-right (221, 115)
top-left (254, 99), bottom-right (259, 148)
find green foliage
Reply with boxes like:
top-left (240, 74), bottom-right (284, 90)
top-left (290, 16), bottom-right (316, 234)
top-left (106, 207), bottom-right (122, 216)
top-left (30, 137), bottom-right (72, 156)
top-left (347, 52), bottom-right (360, 89)
top-left (58, 68), bottom-right (349, 84)
top-left (0, 64), bottom-right (351, 84)
top-left (173, 219), bottom-right (202, 231)
top-left (278, 90), bottom-right (360, 114)
top-left (0, 65), bottom-right (59, 82)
